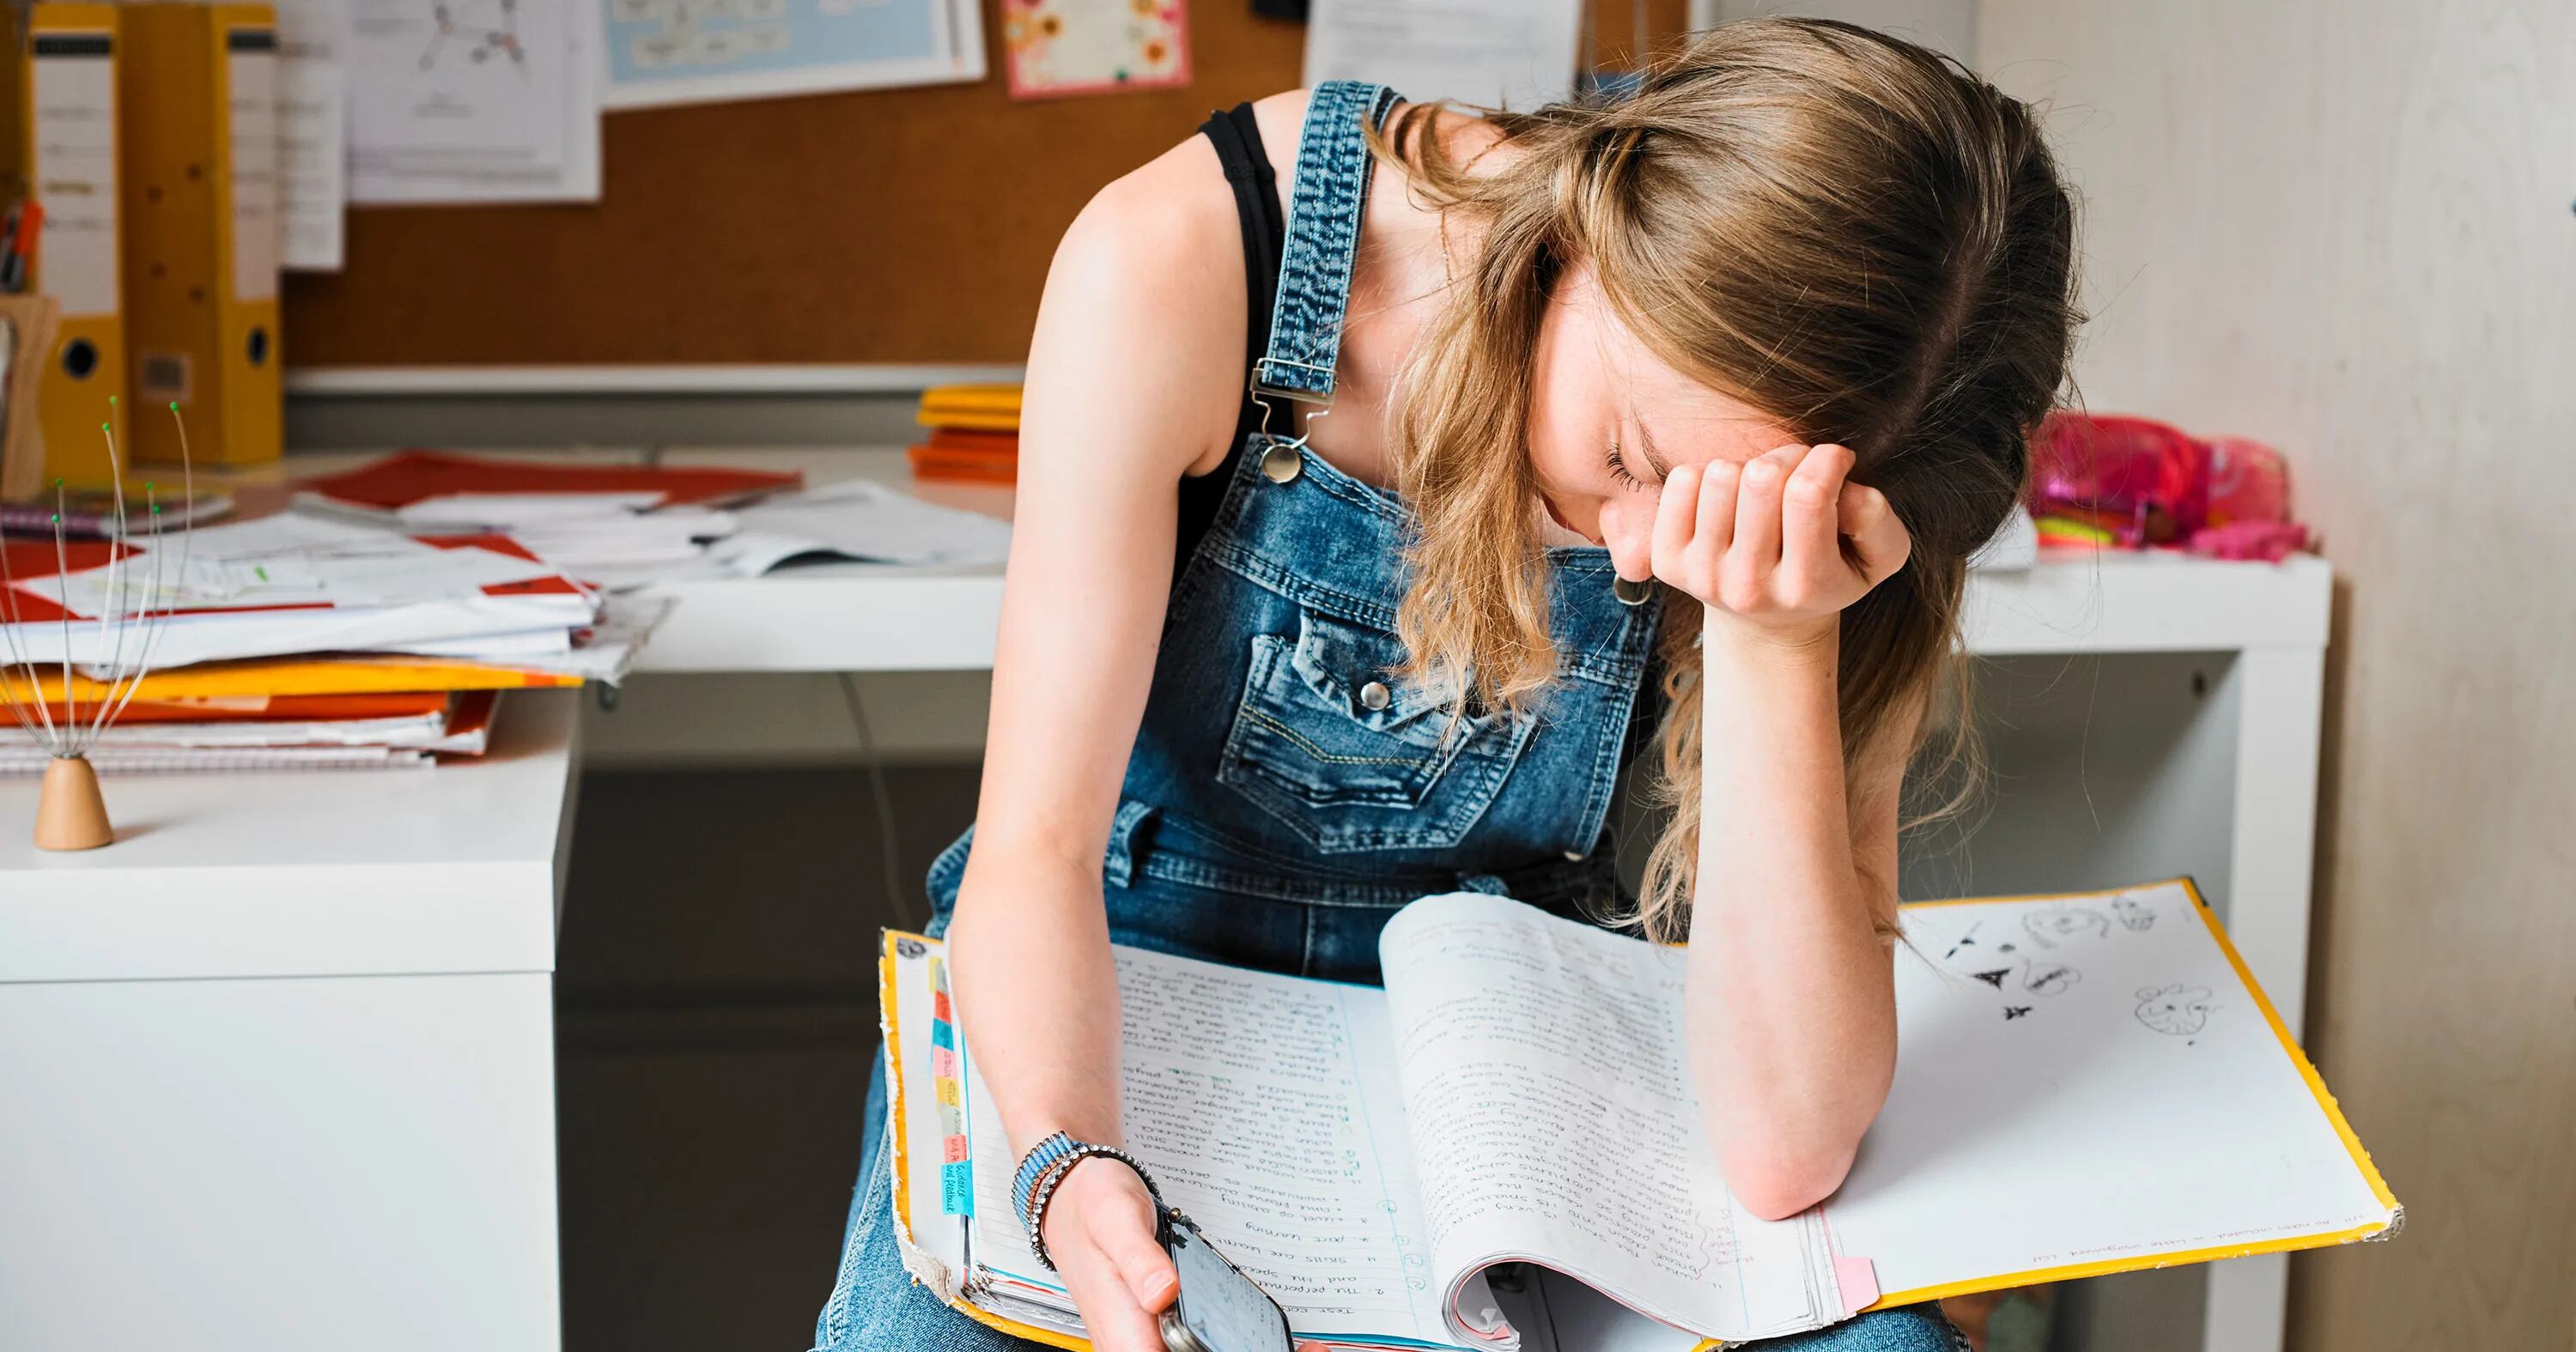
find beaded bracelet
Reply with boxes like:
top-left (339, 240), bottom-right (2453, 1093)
top-left (1012, 1133), bottom-right (1166, 1271)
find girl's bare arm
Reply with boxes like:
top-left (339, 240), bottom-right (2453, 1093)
top-left (1615, 444), bottom-right (1920, 1221)
top-left (940, 137), bottom-right (1253, 1350)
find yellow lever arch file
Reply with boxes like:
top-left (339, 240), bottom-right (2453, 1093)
top-left (0, 3), bottom-right (126, 489)
top-left (117, 3), bottom-right (282, 470)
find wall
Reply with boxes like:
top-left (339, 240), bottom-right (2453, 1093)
top-left (1972, 3), bottom-right (2576, 1349)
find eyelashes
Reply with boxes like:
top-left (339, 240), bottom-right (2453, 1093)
top-left (1606, 440), bottom-right (1649, 492)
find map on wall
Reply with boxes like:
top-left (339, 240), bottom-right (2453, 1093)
top-left (602, 0), bottom-right (986, 110)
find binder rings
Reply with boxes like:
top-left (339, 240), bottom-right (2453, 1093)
top-left (0, 3), bottom-right (125, 489)
top-left (117, 3), bottom-right (282, 470)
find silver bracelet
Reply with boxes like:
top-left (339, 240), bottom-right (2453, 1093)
top-left (1023, 1141), bottom-right (1164, 1271)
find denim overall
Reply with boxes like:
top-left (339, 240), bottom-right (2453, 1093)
top-left (811, 82), bottom-right (1965, 1352)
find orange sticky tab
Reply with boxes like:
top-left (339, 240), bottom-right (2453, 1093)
top-left (943, 1135), bottom-right (970, 1164)
top-left (933, 991), bottom-right (952, 1022)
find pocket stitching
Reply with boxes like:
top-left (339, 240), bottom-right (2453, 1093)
top-left (1234, 704), bottom-right (1430, 767)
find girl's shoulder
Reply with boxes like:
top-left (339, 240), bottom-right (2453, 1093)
top-left (1029, 90), bottom-right (1320, 482)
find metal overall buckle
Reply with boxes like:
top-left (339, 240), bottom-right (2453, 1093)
top-left (1247, 361), bottom-right (1334, 485)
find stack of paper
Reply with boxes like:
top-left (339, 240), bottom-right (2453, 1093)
top-left (0, 506), bottom-right (657, 773)
top-left (299, 452), bottom-right (1014, 586)
top-left (0, 689), bottom-right (500, 775)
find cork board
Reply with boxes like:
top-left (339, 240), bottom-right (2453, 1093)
top-left (281, 2), bottom-right (1686, 368)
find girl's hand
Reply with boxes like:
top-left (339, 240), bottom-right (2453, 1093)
top-left (1043, 1158), bottom-right (1180, 1351)
top-left (1618, 443), bottom-right (1911, 646)
top-left (1044, 1161), bottom-right (1334, 1352)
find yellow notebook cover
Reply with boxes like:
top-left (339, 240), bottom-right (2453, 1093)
top-left (0, 652), bottom-right (581, 704)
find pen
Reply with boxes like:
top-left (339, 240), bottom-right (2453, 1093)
top-left (1, 200), bottom-right (41, 294)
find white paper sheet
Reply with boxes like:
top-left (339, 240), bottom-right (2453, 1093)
top-left (1823, 883), bottom-right (2395, 1300)
top-left (957, 946), bottom-right (1463, 1347)
top-left (273, 0), bottom-right (351, 273)
top-left (709, 480), bottom-right (1011, 573)
top-left (161, 512), bottom-right (425, 562)
top-left (393, 492), bottom-right (669, 528)
top-left (599, 0), bottom-right (987, 111)
top-left (349, 0), bottom-right (603, 204)
top-left (1379, 894), bottom-right (1838, 1345)
top-left (22, 537), bottom-right (559, 615)
top-left (1303, 0), bottom-right (1584, 108)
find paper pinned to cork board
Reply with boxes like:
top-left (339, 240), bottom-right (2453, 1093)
top-left (601, 0), bottom-right (988, 111)
top-left (1003, 0), bottom-right (1192, 100)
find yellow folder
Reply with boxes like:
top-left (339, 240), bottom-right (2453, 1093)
top-left (0, 3), bottom-right (127, 491)
top-left (116, 3), bottom-right (282, 470)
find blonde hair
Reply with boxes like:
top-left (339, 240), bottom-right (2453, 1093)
top-left (1365, 19), bottom-right (2079, 939)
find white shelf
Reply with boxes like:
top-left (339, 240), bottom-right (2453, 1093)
top-left (637, 446), bottom-right (2333, 672)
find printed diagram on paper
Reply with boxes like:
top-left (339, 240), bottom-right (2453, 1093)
top-left (344, 0), bottom-right (603, 203)
top-left (350, 0), bottom-right (567, 160)
top-left (416, 1), bottom-right (532, 72)
top-left (601, 0), bottom-right (985, 109)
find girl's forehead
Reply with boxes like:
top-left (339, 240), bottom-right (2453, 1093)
top-left (1618, 361), bottom-right (1799, 469)
top-left (1581, 276), bottom-right (1799, 465)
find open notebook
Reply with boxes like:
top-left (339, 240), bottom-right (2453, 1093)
top-left (878, 881), bottom-right (2397, 1350)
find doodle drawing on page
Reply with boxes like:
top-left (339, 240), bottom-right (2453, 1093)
top-left (2022, 962), bottom-right (2082, 997)
top-left (2111, 894), bottom-right (2157, 931)
top-left (2022, 906), bottom-right (2109, 949)
top-left (2134, 985), bottom-right (2215, 1038)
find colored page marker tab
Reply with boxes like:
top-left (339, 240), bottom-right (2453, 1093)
top-left (936, 1078), bottom-right (961, 1106)
top-left (943, 1134), bottom-right (970, 1164)
top-left (937, 1104), bottom-right (964, 1136)
top-left (933, 991), bottom-right (952, 1022)
top-left (932, 1047), bottom-right (959, 1079)
top-left (941, 1161), bottom-right (975, 1215)
top-left (932, 1020), bottom-right (956, 1051)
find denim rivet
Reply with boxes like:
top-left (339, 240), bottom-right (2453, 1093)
top-left (1261, 442), bottom-right (1303, 483)
top-left (1562, 848), bottom-right (1584, 861)
top-left (1359, 680), bottom-right (1390, 711)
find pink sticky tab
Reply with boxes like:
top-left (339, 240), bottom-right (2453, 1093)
top-left (943, 1134), bottom-right (970, 1164)
top-left (1834, 1255), bottom-right (1880, 1315)
top-left (932, 1047), bottom-right (959, 1079)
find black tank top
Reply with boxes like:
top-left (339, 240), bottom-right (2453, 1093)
top-left (1181, 100), bottom-right (1287, 570)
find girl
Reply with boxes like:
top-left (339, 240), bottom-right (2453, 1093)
top-left (817, 18), bottom-right (2076, 1352)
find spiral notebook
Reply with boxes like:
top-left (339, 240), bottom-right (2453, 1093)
top-left (877, 880), bottom-right (2397, 1351)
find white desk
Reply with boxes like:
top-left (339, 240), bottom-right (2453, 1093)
top-left (0, 694), bottom-right (578, 1352)
top-left (0, 447), bottom-right (2329, 1352)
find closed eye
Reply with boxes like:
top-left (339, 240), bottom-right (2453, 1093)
top-left (1606, 440), bottom-right (1652, 492)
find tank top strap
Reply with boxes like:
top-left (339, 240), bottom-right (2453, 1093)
top-left (1249, 81), bottom-right (1403, 415)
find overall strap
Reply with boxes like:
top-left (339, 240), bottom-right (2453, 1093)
top-left (1249, 81), bottom-right (1402, 412)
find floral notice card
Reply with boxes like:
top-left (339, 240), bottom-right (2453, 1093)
top-left (1003, 0), bottom-right (1191, 99)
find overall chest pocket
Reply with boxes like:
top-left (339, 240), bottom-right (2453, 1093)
top-left (1217, 607), bottom-right (1535, 853)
